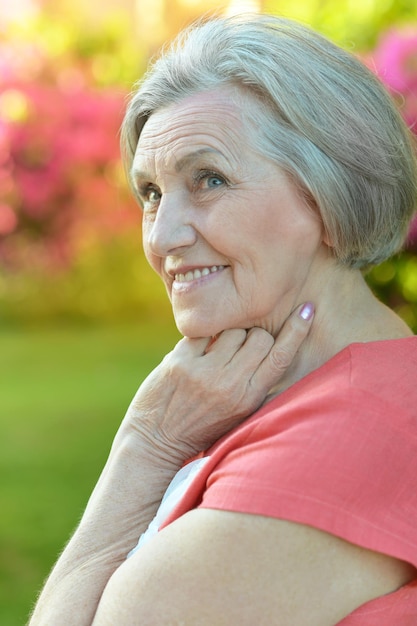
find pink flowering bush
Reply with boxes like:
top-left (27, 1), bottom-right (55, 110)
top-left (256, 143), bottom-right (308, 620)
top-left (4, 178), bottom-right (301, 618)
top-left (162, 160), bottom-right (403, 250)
top-left (0, 43), bottom-right (137, 271)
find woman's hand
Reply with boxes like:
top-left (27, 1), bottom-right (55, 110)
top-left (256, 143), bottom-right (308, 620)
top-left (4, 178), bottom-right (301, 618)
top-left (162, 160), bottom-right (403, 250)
top-left (123, 302), bottom-right (315, 462)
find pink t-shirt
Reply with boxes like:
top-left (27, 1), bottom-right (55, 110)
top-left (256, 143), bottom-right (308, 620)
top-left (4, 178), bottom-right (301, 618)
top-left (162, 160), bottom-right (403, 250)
top-left (158, 337), bottom-right (417, 623)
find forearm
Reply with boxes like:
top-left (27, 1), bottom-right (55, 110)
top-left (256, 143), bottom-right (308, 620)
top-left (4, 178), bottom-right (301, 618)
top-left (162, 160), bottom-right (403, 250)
top-left (29, 427), bottom-right (183, 626)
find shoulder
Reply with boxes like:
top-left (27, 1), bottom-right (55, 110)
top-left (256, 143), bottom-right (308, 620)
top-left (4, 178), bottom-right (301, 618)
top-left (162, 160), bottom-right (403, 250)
top-left (346, 336), bottom-right (417, 406)
top-left (254, 335), bottom-right (417, 436)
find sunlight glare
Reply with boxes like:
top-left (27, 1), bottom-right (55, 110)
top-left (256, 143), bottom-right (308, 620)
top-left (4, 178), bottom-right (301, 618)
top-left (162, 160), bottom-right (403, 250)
top-left (225, 0), bottom-right (261, 16)
top-left (135, 0), bottom-right (167, 43)
top-left (0, 0), bottom-right (39, 25)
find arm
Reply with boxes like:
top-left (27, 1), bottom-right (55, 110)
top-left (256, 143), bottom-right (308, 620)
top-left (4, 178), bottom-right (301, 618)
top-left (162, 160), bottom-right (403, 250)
top-left (29, 305), bottom-right (314, 625)
top-left (92, 508), bottom-right (416, 626)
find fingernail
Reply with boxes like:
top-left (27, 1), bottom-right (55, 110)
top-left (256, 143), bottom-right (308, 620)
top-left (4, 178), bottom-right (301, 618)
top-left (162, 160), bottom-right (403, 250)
top-left (299, 302), bottom-right (315, 321)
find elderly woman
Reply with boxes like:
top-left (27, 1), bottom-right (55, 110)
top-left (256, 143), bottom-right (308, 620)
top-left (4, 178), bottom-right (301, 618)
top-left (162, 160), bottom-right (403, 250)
top-left (30, 14), bottom-right (417, 626)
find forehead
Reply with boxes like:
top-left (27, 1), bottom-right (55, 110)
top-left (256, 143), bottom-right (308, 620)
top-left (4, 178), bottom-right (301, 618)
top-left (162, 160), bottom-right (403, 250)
top-left (132, 87), bottom-right (258, 175)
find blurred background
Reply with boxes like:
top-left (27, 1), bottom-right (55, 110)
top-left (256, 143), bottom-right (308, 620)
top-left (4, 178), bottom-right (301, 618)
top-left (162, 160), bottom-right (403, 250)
top-left (1, 0), bottom-right (417, 623)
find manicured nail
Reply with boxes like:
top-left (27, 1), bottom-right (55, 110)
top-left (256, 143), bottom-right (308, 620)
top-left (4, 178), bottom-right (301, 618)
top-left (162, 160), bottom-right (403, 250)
top-left (299, 302), bottom-right (315, 321)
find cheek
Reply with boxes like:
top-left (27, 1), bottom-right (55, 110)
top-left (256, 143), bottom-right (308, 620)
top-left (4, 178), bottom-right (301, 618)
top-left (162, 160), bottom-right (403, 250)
top-left (142, 234), bottom-right (161, 276)
top-left (278, 211), bottom-right (323, 252)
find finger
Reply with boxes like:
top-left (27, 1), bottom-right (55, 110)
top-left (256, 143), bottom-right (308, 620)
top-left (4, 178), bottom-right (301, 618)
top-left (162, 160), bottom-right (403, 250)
top-left (171, 335), bottom-right (213, 358)
top-left (225, 326), bottom-right (275, 373)
top-left (170, 329), bottom-right (249, 365)
top-left (175, 329), bottom-right (249, 360)
top-left (204, 328), bottom-right (248, 361)
top-left (250, 302), bottom-right (315, 393)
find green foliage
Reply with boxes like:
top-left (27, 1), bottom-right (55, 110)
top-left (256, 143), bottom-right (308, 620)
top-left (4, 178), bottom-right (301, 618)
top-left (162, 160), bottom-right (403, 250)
top-left (0, 236), bottom-right (171, 326)
top-left (264, 0), bottom-right (417, 49)
top-left (3, 11), bottom-right (145, 88)
top-left (367, 252), bottom-right (417, 332)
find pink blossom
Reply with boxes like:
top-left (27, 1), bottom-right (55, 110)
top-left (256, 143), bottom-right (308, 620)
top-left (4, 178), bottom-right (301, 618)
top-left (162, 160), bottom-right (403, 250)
top-left (372, 28), bottom-right (417, 93)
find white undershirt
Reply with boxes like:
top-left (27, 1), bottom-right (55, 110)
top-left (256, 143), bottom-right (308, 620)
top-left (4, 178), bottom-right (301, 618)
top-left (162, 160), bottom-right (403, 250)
top-left (127, 456), bottom-right (210, 557)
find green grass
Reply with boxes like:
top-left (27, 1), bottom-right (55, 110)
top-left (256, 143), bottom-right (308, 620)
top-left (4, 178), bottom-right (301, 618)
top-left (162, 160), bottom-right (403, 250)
top-left (0, 320), bottom-right (180, 625)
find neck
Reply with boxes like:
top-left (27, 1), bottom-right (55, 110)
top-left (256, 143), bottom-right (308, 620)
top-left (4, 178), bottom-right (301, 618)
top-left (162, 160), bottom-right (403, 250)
top-left (268, 263), bottom-right (412, 399)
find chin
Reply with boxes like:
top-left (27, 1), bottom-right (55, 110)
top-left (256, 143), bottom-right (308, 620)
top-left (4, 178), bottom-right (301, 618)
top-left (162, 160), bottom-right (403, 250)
top-left (176, 324), bottom-right (216, 339)
top-left (174, 315), bottom-right (224, 339)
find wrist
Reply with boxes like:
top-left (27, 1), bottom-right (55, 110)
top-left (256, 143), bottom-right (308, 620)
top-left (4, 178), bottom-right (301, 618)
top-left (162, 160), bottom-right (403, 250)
top-left (117, 411), bottom-right (197, 469)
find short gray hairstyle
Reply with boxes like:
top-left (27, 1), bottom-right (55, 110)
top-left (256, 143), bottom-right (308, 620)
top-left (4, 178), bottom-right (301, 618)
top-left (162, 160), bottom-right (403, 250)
top-left (121, 13), bottom-right (417, 268)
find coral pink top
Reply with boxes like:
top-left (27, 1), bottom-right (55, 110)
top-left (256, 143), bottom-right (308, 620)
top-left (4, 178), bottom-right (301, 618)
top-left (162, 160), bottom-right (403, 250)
top-left (157, 337), bottom-right (417, 623)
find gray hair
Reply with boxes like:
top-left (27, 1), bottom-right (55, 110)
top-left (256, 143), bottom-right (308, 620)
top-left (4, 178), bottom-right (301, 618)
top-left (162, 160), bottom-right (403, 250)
top-left (121, 13), bottom-right (417, 268)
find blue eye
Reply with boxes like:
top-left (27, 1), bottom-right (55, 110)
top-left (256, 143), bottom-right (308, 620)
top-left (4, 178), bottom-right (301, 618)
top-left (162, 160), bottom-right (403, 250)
top-left (196, 170), bottom-right (227, 189)
top-left (207, 175), bottom-right (224, 187)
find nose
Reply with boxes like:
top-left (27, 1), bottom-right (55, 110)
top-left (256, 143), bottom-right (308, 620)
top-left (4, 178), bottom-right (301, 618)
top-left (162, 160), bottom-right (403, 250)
top-left (144, 192), bottom-right (197, 257)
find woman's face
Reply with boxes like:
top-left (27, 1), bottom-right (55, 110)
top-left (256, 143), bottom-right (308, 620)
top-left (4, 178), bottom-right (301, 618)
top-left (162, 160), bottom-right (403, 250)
top-left (132, 86), bottom-right (327, 338)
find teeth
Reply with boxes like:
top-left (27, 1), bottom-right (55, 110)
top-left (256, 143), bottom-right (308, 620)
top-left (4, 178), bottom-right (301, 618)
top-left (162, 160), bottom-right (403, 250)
top-left (175, 265), bottom-right (224, 283)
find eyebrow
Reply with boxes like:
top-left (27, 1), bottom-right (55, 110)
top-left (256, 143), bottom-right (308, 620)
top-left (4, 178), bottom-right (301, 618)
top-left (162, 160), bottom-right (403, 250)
top-left (130, 147), bottom-right (223, 181)
top-left (174, 148), bottom-right (222, 172)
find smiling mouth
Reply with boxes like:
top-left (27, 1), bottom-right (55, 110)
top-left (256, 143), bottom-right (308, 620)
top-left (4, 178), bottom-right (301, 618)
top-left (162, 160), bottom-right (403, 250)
top-left (174, 265), bottom-right (226, 283)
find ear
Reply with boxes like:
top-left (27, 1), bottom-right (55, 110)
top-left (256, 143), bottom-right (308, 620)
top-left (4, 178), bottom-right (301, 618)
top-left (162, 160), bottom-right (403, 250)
top-left (301, 188), bottom-right (333, 248)
top-left (322, 228), bottom-right (334, 248)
